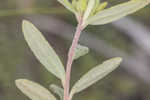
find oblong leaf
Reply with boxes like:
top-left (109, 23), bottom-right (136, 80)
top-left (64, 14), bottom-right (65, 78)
top-left (22, 20), bottom-right (65, 83)
top-left (15, 79), bottom-right (56, 100)
top-left (70, 57), bottom-right (122, 97)
top-left (86, 0), bottom-right (150, 25)
top-left (49, 84), bottom-right (64, 100)
top-left (73, 44), bottom-right (89, 60)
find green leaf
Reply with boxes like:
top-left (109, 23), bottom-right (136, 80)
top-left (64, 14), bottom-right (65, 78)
top-left (89, 0), bottom-right (101, 16)
top-left (95, 2), bottom-right (108, 13)
top-left (86, 0), bottom-right (150, 25)
top-left (57, 0), bottom-right (76, 13)
top-left (70, 57), bottom-right (122, 98)
top-left (15, 79), bottom-right (57, 100)
top-left (79, 0), bottom-right (88, 12)
top-left (49, 84), bottom-right (64, 100)
top-left (73, 44), bottom-right (89, 60)
top-left (22, 20), bottom-right (65, 84)
top-left (83, 0), bottom-right (95, 21)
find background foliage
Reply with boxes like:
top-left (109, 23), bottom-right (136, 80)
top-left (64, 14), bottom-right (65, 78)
top-left (0, 0), bottom-right (150, 100)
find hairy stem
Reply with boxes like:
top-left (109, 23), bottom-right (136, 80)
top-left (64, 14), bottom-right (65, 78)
top-left (64, 17), bottom-right (84, 100)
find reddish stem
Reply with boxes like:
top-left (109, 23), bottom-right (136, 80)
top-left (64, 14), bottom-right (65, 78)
top-left (64, 17), bottom-right (84, 100)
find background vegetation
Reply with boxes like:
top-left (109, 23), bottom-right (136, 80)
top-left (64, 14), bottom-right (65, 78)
top-left (0, 0), bottom-right (150, 100)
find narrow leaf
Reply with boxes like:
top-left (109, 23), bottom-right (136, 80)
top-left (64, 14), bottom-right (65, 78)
top-left (76, 0), bottom-right (88, 12)
top-left (73, 44), bottom-right (89, 60)
top-left (70, 57), bottom-right (122, 97)
top-left (22, 20), bottom-right (65, 83)
top-left (49, 84), bottom-right (64, 100)
top-left (83, 0), bottom-right (95, 21)
top-left (90, 0), bottom-right (101, 16)
top-left (86, 0), bottom-right (150, 25)
top-left (57, 0), bottom-right (76, 13)
top-left (95, 2), bottom-right (108, 12)
top-left (15, 79), bottom-right (56, 100)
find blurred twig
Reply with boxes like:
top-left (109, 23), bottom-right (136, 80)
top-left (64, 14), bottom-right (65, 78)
top-left (113, 17), bottom-right (150, 56)
top-left (0, 7), bottom-right (69, 17)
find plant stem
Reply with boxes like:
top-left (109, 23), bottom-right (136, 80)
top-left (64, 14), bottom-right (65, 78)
top-left (64, 17), bottom-right (84, 100)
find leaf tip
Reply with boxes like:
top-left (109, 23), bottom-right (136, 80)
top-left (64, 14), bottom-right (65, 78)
top-left (115, 57), bottom-right (123, 63)
top-left (15, 79), bottom-right (26, 87)
top-left (15, 79), bottom-right (21, 85)
top-left (111, 57), bottom-right (123, 65)
top-left (103, 57), bottom-right (122, 68)
top-left (15, 79), bottom-right (25, 90)
top-left (22, 19), bottom-right (29, 24)
top-left (22, 20), bottom-right (33, 29)
top-left (22, 20), bottom-right (30, 31)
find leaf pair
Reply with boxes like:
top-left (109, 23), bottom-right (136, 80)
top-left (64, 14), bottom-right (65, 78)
top-left (16, 58), bottom-right (122, 100)
top-left (17, 20), bottom-right (122, 100)
top-left (22, 20), bottom-right (89, 84)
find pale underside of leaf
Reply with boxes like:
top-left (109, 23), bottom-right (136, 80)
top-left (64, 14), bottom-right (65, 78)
top-left (15, 79), bottom-right (56, 100)
top-left (87, 0), bottom-right (150, 25)
top-left (70, 57), bottom-right (122, 98)
top-left (49, 84), bottom-right (64, 100)
top-left (74, 44), bottom-right (89, 60)
top-left (22, 20), bottom-right (65, 83)
top-left (57, 0), bottom-right (76, 13)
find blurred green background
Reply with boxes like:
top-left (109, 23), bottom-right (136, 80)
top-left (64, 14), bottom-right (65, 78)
top-left (0, 0), bottom-right (150, 100)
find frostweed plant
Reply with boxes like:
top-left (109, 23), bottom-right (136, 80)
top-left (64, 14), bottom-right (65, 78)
top-left (15, 0), bottom-right (150, 100)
